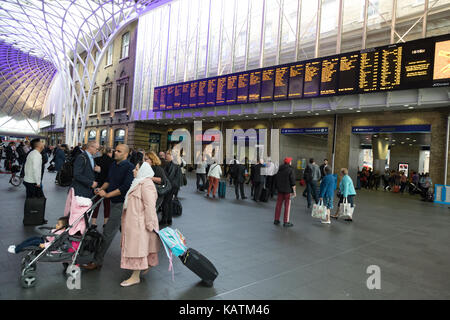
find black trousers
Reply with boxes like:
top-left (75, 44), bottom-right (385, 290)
top-left (161, 188), bottom-right (178, 223)
top-left (253, 182), bottom-right (263, 201)
top-left (234, 182), bottom-right (245, 199)
top-left (266, 176), bottom-right (275, 197)
top-left (23, 181), bottom-right (43, 198)
top-left (196, 173), bottom-right (206, 190)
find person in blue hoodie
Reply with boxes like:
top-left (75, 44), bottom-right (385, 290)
top-left (332, 168), bottom-right (356, 221)
top-left (319, 166), bottom-right (336, 224)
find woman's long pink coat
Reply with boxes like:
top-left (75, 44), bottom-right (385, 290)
top-left (121, 178), bottom-right (160, 258)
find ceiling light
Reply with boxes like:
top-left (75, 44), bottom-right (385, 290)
top-left (409, 144), bottom-right (413, 146)
top-left (401, 142), bottom-right (405, 144)
top-left (254, 117), bottom-right (257, 119)
top-left (349, 108), bottom-right (353, 110)
top-left (384, 138), bottom-right (389, 140)
top-left (413, 139), bottom-right (416, 142)
top-left (392, 140), bottom-right (396, 142)
top-left (404, 104), bottom-right (409, 107)
top-left (356, 110), bottom-right (361, 113)
top-left (282, 115), bottom-right (286, 117)
top-left (315, 113), bottom-right (319, 115)
top-left (289, 112), bottom-right (293, 115)
top-left (307, 111), bottom-right (311, 113)
top-left (408, 106), bottom-right (414, 109)
top-left (326, 109), bottom-right (331, 112)
top-left (230, 119), bottom-right (234, 120)
top-left (406, 137), bottom-right (410, 140)
top-left (273, 113), bottom-right (277, 116)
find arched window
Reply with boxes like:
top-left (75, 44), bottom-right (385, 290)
top-left (100, 129), bottom-right (108, 146)
top-left (88, 130), bottom-right (97, 141)
top-left (114, 129), bottom-right (125, 147)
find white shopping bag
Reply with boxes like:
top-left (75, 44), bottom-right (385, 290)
top-left (339, 197), bottom-right (354, 219)
top-left (311, 200), bottom-right (327, 220)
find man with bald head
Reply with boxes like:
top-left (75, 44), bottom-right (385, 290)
top-left (82, 143), bottom-right (135, 270)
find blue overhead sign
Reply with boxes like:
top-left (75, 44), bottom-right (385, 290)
top-left (352, 125), bottom-right (431, 134)
top-left (281, 127), bottom-right (328, 134)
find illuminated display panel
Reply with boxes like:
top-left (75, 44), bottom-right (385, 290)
top-left (189, 81), bottom-right (198, 108)
top-left (379, 44), bottom-right (403, 91)
top-left (320, 57), bottom-right (339, 96)
top-left (303, 61), bottom-right (321, 98)
top-left (261, 68), bottom-right (275, 102)
top-left (248, 70), bottom-right (262, 103)
top-left (181, 82), bottom-right (190, 108)
top-left (274, 65), bottom-right (289, 100)
top-left (207, 78), bottom-right (217, 106)
top-left (401, 39), bottom-right (434, 89)
top-left (216, 76), bottom-right (227, 105)
top-left (359, 49), bottom-right (379, 92)
top-left (159, 86), bottom-right (167, 110)
top-left (433, 38), bottom-right (450, 83)
top-left (288, 63), bottom-right (304, 99)
top-left (153, 87), bottom-right (160, 110)
top-left (173, 84), bottom-right (182, 109)
top-left (197, 80), bottom-right (207, 107)
top-left (226, 75), bottom-right (238, 104)
top-left (166, 85), bottom-right (174, 110)
top-left (237, 73), bottom-right (249, 103)
top-left (338, 53), bottom-right (359, 94)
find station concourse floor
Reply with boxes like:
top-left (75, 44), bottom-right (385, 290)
top-left (0, 170), bottom-right (449, 300)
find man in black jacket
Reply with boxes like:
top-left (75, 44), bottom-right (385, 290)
top-left (274, 157), bottom-right (296, 227)
top-left (231, 160), bottom-right (247, 200)
top-left (161, 150), bottom-right (181, 226)
top-left (71, 141), bottom-right (100, 198)
top-left (252, 159), bottom-right (264, 202)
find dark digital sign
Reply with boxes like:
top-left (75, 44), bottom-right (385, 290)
top-left (288, 63), bottom-right (304, 99)
top-left (189, 81), bottom-right (198, 107)
top-left (304, 61), bottom-right (321, 98)
top-left (197, 80), bottom-right (207, 107)
top-left (207, 78), bottom-right (217, 106)
top-left (237, 73), bottom-right (249, 103)
top-left (338, 53), bottom-right (359, 94)
top-left (359, 49), bottom-right (379, 92)
top-left (216, 76), bottom-right (227, 105)
top-left (181, 83), bottom-right (190, 108)
top-left (173, 84), bottom-right (182, 109)
top-left (153, 34), bottom-right (450, 112)
top-left (379, 44), bottom-right (403, 91)
top-left (320, 57), bottom-right (339, 96)
top-left (261, 68), bottom-right (275, 102)
top-left (274, 66), bottom-right (289, 100)
top-left (166, 85), bottom-right (174, 110)
top-left (226, 75), bottom-right (238, 104)
top-left (249, 70), bottom-right (262, 103)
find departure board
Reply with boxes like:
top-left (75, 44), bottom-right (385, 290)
top-left (288, 63), bottom-right (304, 99)
top-left (379, 45), bottom-right (403, 91)
top-left (160, 87), bottom-right (167, 110)
top-left (153, 87), bottom-right (160, 110)
top-left (207, 78), bottom-right (217, 106)
top-left (338, 53), bottom-right (359, 94)
top-left (304, 61), bottom-right (321, 97)
top-left (237, 73), bottom-right (249, 103)
top-left (189, 81), bottom-right (198, 108)
top-left (261, 68), bottom-right (275, 102)
top-left (359, 50), bottom-right (379, 92)
top-left (249, 70), bottom-right (262, 102)
top-left (173, 84), bottom-right (182, 109)
top-left (166, 85), bottom-right (174, 110)
top-left (320, 57), bottom-right (339, 95)
top-left (216, 76), bottom-right (227, 105)
top-left (226, 75), bottom-right (238, 104)
top-left (433, 39), bottom-right (450, 82)
top-left (181, 83), bottom-right (190, 108)
top-left (197, 80), bottom-right (207, 107)
top-left (401, 39), bottom-right (434, 88)
top-left (274, 66), bottom-right (289, 100)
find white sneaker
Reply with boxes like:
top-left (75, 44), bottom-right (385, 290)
top-left (8, 245), bottom-right (16, 254)
top-left (321, 220), bottom-right (331, 224)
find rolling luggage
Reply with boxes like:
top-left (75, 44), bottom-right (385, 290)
top-left (171, 197), bottom-right (182, 217)
top-left (218, 181), bottom-right (226, 198)
top-left (23, 196), bottom-right (46, 226)
top-left (179, 248), bottom-right (218, 287)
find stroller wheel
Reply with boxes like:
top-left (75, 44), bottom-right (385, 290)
top-left (21, 269), bottom-right (37, 288)
top-left (21, 253), bottom-right (37, 272)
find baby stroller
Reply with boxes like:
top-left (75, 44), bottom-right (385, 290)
top-left (20, 188), bottom-right (104, 288)
top-left (408, 182), bottom-right (421, 196)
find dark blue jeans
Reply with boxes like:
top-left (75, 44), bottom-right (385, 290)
top-left (15, 236), bottom-right (44, 253)
top-left (306, 180), bottom-right (319, 206)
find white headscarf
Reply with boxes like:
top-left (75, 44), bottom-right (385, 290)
top-left (124, 162), bottom-right (154, 209)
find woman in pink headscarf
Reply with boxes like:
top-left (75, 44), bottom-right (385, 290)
top-left (120, 161), bottom-right (160, 287)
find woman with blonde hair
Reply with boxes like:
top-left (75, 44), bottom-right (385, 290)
top-left (331, 168), bottom-right (356, 221)
top-left (144, 151), bottom-right (170, 211)
top-left (120, 161), bottom-right (160, 287)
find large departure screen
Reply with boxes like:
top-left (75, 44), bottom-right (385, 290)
top-left (197, 80), bottom-right (207, 107)
top-left (379, 44), bottom-right (403, 91)
top-left (320, 57), bottom-right (339, 96)
top-left (261, 68), bottom-right (275, 102)
top-left (189, 81), bottom-right (198, 108)
top-left (226, 75), bottom-right (238, 104)
top-left (338, 53), bottom-right (359, 94)
top-left (304, 61), bottom-right (321, 98)
top-left (401, 39), bottom-right (434, 88)
top-left (274, 65), bottom-right (289, 100)
top-left (288, 63), bottom-right (304, 99)
top-left (249, 70), bottom-right (262, 103)
top-left (160, 87), bottom-right (167, 110)
top-left (173, 84), bottom-right (182, 109)
top-left (166, 85), bottom-right (174, 110)
top-left (216, 76), bottom-right (227, 105)
top-left (359, 49), bottom-right (379, 92)
top-left (237, 73), bottom-right (249, 103)
top-left (207, 78), bottom-right (217, 106)
top-left (181, 83), bottom-right (190, 108)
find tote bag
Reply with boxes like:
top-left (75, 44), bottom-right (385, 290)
top-left (338, 197), bottom-right (354, 219)
top-left (311, 200), bottom-right (327, 220)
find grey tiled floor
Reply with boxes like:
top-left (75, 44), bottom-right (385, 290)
top-left (1, 169), bottom-right (449, 300)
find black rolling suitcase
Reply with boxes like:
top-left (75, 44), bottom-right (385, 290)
top-left (23, 196), bottom-right (46, 226)
top-left (179, 248), bottom-right (218, 287)
top-left (171, 197), bottom-right (182, 217)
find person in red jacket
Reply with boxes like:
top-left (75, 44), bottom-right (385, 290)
top-left (273, 157), bottom-right (296, 227)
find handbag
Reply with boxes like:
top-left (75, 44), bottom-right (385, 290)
top-left (338, 197), bottom-right (354, 219)
top-left (156, 170), bottom-right (172, 196)
top-left (311, 200), bottom-right (327, 220)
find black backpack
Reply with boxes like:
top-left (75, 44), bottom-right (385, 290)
top-left (58, 161), bottom-right (74, 186)
top-left (303, 165), bottom-right (313, 182)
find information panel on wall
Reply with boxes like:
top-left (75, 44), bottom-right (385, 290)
top-left (274, 65), bottom-right (289, 100)
top-left (153, 34), bottom-right (450, 111)
top-left (288, 63), bottom-right (304, 99)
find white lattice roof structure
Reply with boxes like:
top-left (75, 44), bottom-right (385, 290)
top-left (0, 0), bottom-right (169, 142)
